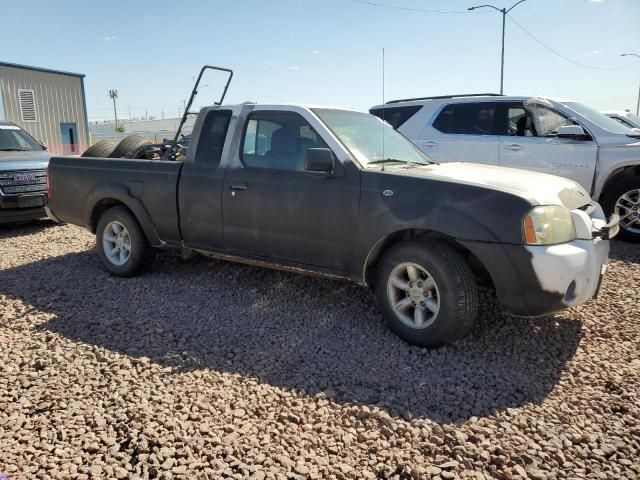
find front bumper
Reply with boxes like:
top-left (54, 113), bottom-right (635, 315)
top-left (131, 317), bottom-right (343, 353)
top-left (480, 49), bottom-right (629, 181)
top-left (0, 193), bottom-right (48, 225)
top-left (463, 238), bottom-right (610, 317)
top-left (461, 206), bottom-right (616, 317)
top-left (0, 206), bottom-right (47, 225)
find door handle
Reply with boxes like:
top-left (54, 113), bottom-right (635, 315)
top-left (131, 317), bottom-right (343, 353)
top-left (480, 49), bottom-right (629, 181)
top-left (230, 182), bottom-right (248, 191)
top-left (421, 140), bottom-right (438, 147)
top-left (504, 143), bottom-right (524, 151)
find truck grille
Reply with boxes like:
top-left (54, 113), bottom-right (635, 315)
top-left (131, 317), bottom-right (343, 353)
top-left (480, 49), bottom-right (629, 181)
top-left (0, 170), bottom-right (47, 195)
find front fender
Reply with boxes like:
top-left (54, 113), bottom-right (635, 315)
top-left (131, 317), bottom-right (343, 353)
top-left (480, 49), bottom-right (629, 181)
top-left (591, 148), bottom-right (640, 201)
top-left (351, 207), bottom-right (497, 284)
top-left (350, 172), bottom-right (535, 283)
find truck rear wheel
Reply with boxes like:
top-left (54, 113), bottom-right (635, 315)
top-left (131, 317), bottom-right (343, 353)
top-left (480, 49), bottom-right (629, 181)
top-left (96, 206), bottom-right (155, 277)
top-left (601, 176), bottom-right (640, 243)
top-left (109, 135), bottom-right (151, 159)
top-left (375, 240), bottom-right (478, 348)
top-left (81, 140), bottom-right (118, 158)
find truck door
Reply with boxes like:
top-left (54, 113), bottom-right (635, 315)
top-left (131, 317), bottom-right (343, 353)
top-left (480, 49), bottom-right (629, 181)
top-left (221, 109), bottom-right (358, 272)
top-left (179, 108), bottom-right (233, 251)
top-left (498, 103), bottom-right (597, 192)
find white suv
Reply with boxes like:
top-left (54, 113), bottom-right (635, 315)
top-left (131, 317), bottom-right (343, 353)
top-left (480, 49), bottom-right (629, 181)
top-left (370, 94), bottom-right (640, 242)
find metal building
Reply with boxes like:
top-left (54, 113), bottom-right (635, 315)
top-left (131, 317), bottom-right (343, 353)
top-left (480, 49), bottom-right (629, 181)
top-left (0, 61), bottom-right (89, 156)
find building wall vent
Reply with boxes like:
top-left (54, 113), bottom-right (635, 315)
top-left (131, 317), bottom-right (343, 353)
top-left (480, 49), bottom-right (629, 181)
top-left (18, 89), bottom-right (37, 122)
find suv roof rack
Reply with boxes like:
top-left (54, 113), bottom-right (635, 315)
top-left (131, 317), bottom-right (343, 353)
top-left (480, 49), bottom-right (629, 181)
top-left (385, 93), bottom-right (503, 105)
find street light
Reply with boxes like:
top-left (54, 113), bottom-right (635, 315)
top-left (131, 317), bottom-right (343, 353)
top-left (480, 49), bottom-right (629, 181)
top-left (621, 53), bottom-right (640, 115)
top-left (468, 0), bottom-right (527, 95)
top-left (108, 89), bottom-right (119, 131)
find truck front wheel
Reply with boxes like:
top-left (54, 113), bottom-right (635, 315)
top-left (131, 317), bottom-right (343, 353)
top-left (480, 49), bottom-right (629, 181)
top-left (375, 240), bottom-right (478, 348)
top-left (96, 206), bottom-right (155, 277)
top-left (601, 176), bottom-right (640, 243)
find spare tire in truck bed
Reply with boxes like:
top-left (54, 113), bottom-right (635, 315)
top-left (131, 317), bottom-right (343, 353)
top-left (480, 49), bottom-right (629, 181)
top-left (81, 140), bottom-right (118, 158)
top-left (109, 135), bottom-right (151, 159)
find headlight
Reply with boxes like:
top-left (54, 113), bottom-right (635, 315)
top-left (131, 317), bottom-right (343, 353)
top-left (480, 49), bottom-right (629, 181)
top-left (523, 205), bottom-right (576, 245)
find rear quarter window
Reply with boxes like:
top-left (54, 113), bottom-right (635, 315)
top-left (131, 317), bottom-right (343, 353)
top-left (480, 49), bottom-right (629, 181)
top-left (194, 110), bottom-right (232, 165)
top-left (432, 103), bottom-right (498, 135)
top-left (370, 105), bottom-right (422, 130)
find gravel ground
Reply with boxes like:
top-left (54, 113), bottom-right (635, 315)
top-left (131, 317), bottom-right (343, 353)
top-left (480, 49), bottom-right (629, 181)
top-left (0, 222), bottom-right (638, 480)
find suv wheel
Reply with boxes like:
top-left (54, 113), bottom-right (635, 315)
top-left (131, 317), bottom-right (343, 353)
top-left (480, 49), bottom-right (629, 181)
top-left (375, 240), bottom-right (478, 348)
top-left (602, 176), bottom-right (640, 243)
top-left (96, 206), bottom-right (155, 276)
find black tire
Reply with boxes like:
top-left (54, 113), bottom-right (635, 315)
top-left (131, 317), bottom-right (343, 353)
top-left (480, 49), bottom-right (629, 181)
top-left (375, 240), bottom-right (478, 348)
top-left (95, 206), bottom-right (155, 277)
top-left (81, 140), bottom-right (118, 158)
top-left (600, 176), bottom-right (640, 243)
top-left (109, 135), bottom-right (151, 159)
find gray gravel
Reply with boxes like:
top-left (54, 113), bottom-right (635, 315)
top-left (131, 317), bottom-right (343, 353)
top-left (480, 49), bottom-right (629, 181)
top-left (0, 222), bottom-right (638, 480)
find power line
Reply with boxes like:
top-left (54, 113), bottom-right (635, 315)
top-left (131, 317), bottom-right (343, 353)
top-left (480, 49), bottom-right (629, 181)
top-left (506, 14), bottom-right (632, 71)
top-left (346, 0), bottom-right (478, 14)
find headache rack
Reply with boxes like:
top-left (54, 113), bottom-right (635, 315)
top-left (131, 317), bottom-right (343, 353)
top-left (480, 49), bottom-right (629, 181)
top-left (386, 93), bottom-right (503, 104)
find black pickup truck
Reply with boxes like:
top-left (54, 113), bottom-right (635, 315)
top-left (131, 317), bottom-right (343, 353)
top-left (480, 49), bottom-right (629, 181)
top-left (46, 100), bottom-right (619, 347)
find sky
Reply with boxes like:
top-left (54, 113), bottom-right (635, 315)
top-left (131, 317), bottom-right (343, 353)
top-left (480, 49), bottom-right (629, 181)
top-left (2, 0), bottom-right (639, 120)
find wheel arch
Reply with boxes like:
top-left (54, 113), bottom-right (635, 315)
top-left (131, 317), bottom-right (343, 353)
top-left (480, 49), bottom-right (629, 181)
top-left (84, 185), bottom-right (162, 246)
top-left (362, 229), bottom-right (494, 289)
top-left (596, 164), bottom-right (640, 202)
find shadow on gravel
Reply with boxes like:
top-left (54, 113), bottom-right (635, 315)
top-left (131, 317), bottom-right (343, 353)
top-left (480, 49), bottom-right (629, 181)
top-left (0, 219), bottom-right (56, 240)
top-left (1, 250), bottom-right (583, 423)
top-left (609, 240), bottom-right (640, 263)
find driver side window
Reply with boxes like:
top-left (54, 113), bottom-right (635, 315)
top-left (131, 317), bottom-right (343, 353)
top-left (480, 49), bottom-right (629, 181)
top-left (531, 106), bottom-right (571, 137)
top-left (241, 111), bottom-right (328, 172)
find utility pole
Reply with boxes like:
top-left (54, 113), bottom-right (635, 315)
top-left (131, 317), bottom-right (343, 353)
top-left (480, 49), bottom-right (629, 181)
top-left (127, 105), bottom-right (132, 121)
top-left (108, 89), bottom-right (119, 131)
top-left (621, 53), bottom-right (640, 115)
top-left (468, 0), bottom-right (527, 95)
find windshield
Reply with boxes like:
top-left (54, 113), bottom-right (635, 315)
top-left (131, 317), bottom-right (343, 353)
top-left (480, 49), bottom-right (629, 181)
top-left (0, 124), bottom-right (43, 151)
top-left (563, 102), bottom-right (634, 135)
top-left (312, 109), bottom-right (431, 167)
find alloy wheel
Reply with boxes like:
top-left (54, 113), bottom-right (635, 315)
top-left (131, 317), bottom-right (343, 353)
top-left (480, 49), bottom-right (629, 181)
top-left (615, 188), bottom-right (640, 234)
top-left (102, 221), bottom-right (132, 266)
top-left (387, 262), bottom-right (440, 329)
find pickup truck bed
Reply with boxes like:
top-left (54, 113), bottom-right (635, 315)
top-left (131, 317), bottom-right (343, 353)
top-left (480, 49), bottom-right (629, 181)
top-left (49, 157), bottom-right (182, 246)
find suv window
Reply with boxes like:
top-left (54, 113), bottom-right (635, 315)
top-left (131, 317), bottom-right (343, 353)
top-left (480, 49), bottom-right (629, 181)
top-left (432, 103), bottom-right (497, 135)
top-left (241, 111), bottom-right (328, 172)
top-left (507, 106), bottom-right (536, 136)
top-left (370, 105), bottom-right (422, 129)
top-left (528, 105), bottom-right (571, 137)
top-left (194, 110), bottom-right (232, 165)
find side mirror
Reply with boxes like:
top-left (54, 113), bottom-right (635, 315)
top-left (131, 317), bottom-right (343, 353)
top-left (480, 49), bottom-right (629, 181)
top-left (41, 143), bottom-right (48, 150)
top-left (556, 125), bottom-right (587, 139)
top-left (305, 148), bottom-right (334, 173)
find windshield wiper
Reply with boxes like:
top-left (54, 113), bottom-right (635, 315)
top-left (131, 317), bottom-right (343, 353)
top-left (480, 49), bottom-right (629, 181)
top-left (367, 158), bottom-right (433, 169)
top-left (0, 148), bottom-right (30, 151)
top-left (368, 158), bottom-right (409, 165)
